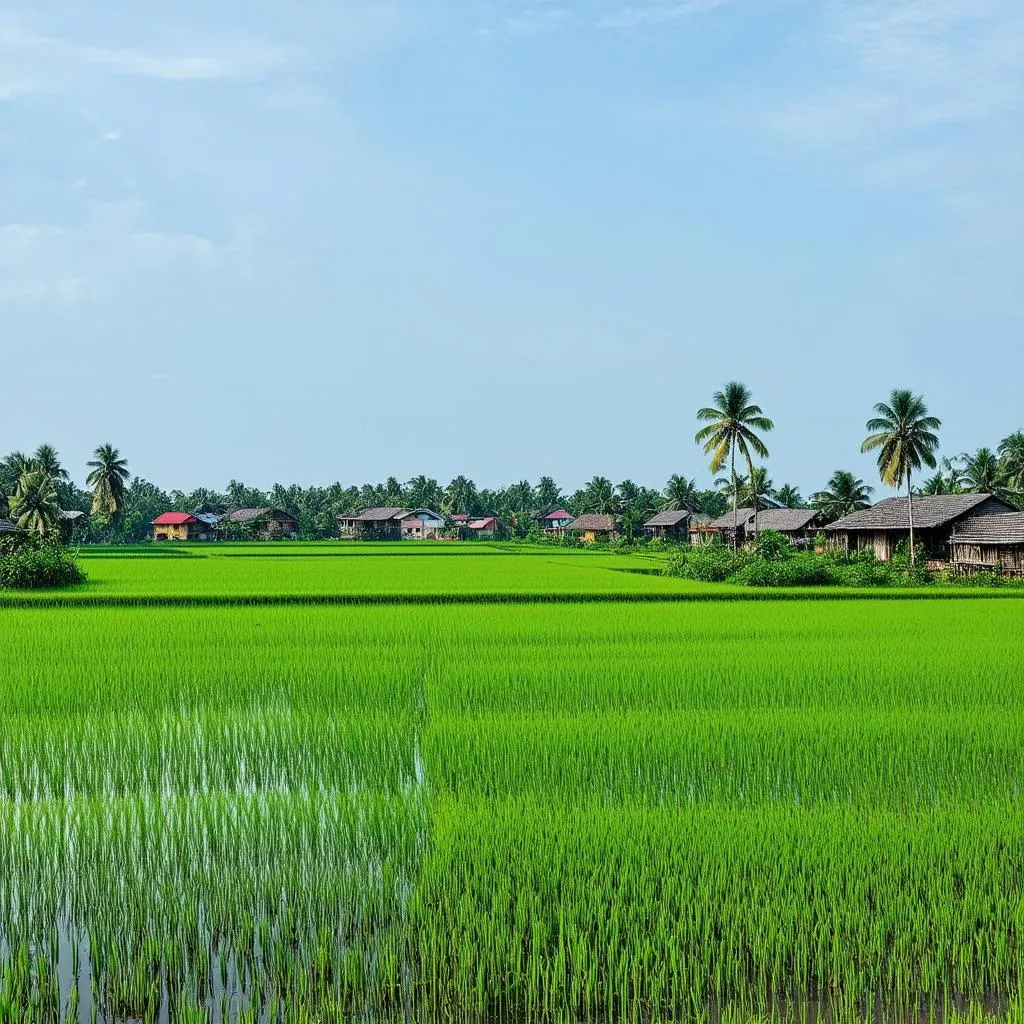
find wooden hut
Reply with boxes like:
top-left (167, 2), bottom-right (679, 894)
top-left (745, 508), bottom-right (823, 548)
top-left (825, 493), bottom-right (1013, 563)
top-left (643, 510), bottom-right (691, 541)
top-left (950, 512), bottom-right (1024, 576)
top-left (463, 516), bottom-right (507, 540)
top-left (338, 507), bottom-right (445, 540)
top-left (152, 512), bottom-right (218, 542)
top-left (691, 507), bottom-right (756, 547)
top-left (567, 514), bottom-right (617, 543)
top-left (225, 507), bottom-right (299, 540)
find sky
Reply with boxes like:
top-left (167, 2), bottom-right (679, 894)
top-left (1, 0), bottom-right (1021, 497)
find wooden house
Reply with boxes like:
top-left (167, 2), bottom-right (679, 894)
top-left (225, 507), bottom-right (299, 540)
top-left (152, 512), bottom-right (218, 542)
top-left (400, 509), bottom-right (445, 539)
top-left (463, 516), bottom-right (506, 540)
top-left (567, 514), bottom-right (617, 543)
top-left (643, 510), bottom-right (691, 541)
top-left (540, 509), bottom-right (574, 536)
top-left (339, 507), bottom-right (445, 540)
top-left (0, 518), bottom-right (24, 538)
top-left (825, 493), bottom-right (1013, 563)
top-left (745, 508), bottom-right (823, 548)
top-left (692, 507), bottom-right (757, 547)
top-left (950, 512), bottom-right (1024, 576)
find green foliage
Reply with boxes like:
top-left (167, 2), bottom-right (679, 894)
top-left (0, 535), bottom-right (86, 590)
top-left (754, 528), bottom-right (791, 561)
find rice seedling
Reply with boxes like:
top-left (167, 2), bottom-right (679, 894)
top-left (0, 556), bottom-right (1019, 1021)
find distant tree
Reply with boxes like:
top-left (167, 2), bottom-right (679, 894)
top-left (738, 467), bottom-right (775, 511)
top-left (695, 489), bottom-right (729, 519)
top-left (502, 480), bottom-right (536, 515)
top-left (998, 431), bottom-right (1024, 505)
top-left (86, 444), bottom-right (130, 526)
top-left (32, 444), bottom-right (69, 482)
top-left (535, 476), bottom-right (563, 511)
top-left (662, 474), bottom-right (700, 513)
top-left (443, 476), bottom-right (480, 516)
top-left (774, 483), bottom-right (805, 509)
top-left (861, 389), bottom-right (941, 568)
top-left (580, 476), bottom-right (616, 514)
top-left (8, 470), bottom-right (61, 537)
top-left (811, 471), bottom-right (873, 522)
top-left (406, 475), bottom-right (443, 510)
top-left (0, 451), bottom-right (31, 502)
top-left (961, 447), bottom-right (1002, 494)
top-left (696, 382), bottom-right (774, 551)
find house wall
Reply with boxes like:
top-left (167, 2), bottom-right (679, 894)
top-left (952, 542), bottom-right (1024, 573)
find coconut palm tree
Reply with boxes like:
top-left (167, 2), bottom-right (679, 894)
top-left (32, 444), bottom-right (70, 482)
top-left (0, 451), bottom-right (31, 502)
top-left (998, 431), bottom-right (1024, 500)
top-left (861, 390), bottom-right (941, 568)
top-left (581, 476), bottom-right (616, 514)
top-left (695, 382), bottom-right (774, 551)
top-left (535, 476), bottom-right (563, 511)
top-left (663, 474), bottom-right (700, 512)
top-left (8, 470), bottom-right (61, 537)
top-left (961, 448), bottom-right (1002, 494)
top-left (443, 476), bottom-right (479, 516)
top-left (86, 444), bottom-right (130, 525)
top-left (739, 467), bottom-right (775, 511)
top-left (811, 471), bottom-right (874, 522)
top-left (774, 483), bottom-right (804, 509)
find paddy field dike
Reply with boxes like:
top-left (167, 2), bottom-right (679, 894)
top-left (0, 542), bottom-right (1021, 1023)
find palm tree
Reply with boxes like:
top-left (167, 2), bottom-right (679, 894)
top-left (998, 431), bottom-right (1024, 502)
top-left (581, 476), bottom-right (616, 514)
top-left (961, 447), bottom-right (1001, 494)
top-left (86, 444), bottom-right (130, 525)
top-left (739, 467), bottom-right (775, 511)
top-left (0, 451), bottom-right (31, 501)
top-left (695, 382), bottom-right (774, 551)
top-left (811, 470), bottom-right (874, 522)
top-left (774, 483), bottom-right (804, 509)
top-left (32, 444), bottom-right (70, 482)
top-left (443, 476), bottom-right (479, 516)
top-left (861, 390), bottom-right (941, 568)
top-left (663, 474), bottom-right (700, 512)
top-left (535, 476), bottom-right (563, 511)
top-left (8, 470), bottom-right (61, 537)
top-left (406, 475), bottom-right (442, 510)
top-left (920, 473), bottom-right (948, 496)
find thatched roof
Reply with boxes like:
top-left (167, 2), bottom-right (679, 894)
top-left (747, 508), bottom-right (821, 534)
top-left (708, 508), bottom-right (756, 531)
top-left (644, 510), bottom-right (691, 528)
top-left (227, 507), bottom-right (297, 524)
top-left (951, 512), bottom-right (1024, 545)
top-left (568, 514), bottom-right (616, 532)
top-left (826, 493), bottom-right (1011, 532)
top-left (0, 519), bottom-right (23, 535)
top-left (339, 507), bottom-right (408, 522)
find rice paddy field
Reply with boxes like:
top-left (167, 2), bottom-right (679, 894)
top-left (0, 544), bottom-right (1021, 1022)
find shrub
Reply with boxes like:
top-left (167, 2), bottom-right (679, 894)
top-left (754, 529), bottom-right (791, 561)
top-left (664, 545), bottom-right (745, 583)
top-left (733, 553), bottom-right (835, 587)
top-left (0, 536), bottom-right (86, 590)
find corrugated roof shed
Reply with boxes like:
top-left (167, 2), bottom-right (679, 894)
top-left (951, 512), bottom-right (1024, 545)
top-left (152, 512), bottom-right (198, 526)
top-left (826, 493), bottom-right (1009, 532)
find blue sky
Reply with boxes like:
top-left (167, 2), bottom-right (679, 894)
top-left (2, 0), bottom-right (1021, 496)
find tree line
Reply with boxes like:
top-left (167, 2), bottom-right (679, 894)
top-left (2, 385), bottom-right (1022, 548)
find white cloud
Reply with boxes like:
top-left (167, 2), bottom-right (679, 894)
top-left (600, 0), bottom-right (736, 29)
top-left (102, 130), bottom-right (122, 142)
top-left (0, 202), bottom-right (222, 305)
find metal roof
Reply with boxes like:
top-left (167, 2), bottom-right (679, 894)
top-left (152, 512), bottom-right (198, 526)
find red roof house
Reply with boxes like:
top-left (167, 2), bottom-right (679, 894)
top-left (152, 512), bottom-right (217, 542)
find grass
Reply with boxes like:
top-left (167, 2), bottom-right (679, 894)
top-left (0, 550), bottom-right (1021, 1021)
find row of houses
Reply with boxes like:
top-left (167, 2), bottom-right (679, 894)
top-left (146, 494), bottom-right (1024, 575)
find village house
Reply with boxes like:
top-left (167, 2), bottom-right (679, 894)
top-left (462, 516), bottom-right (507, 540)
top-left (225, 507), bottom-right (299, 540)
top-left (643, 510), bottom-right (691, 542)
top-left (950, 512), bottom-right (1024, 577)
top-left (0, 518), bottom-right (23, 537)
top-left (338, 507), bottom-right (445, 540)
top-left (692, 507), bottom-right (757, 547)
top-left (745, 507), bottom-right (824, 548)
top-left (825, 493), bottom-right (1014, 563)
top-left (540, 509), bottom-right (574, 536)
top-left (152, 511), bottom-right (219, 542)
top-left (567, 514), bottom-right (617, 543)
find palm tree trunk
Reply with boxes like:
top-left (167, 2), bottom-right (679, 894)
top-left (907, 471), bottom-right (915, 569)
top-left (749, 458), bottom-right (758, 545)
top-left (731, 446), bottom-right (738, 554)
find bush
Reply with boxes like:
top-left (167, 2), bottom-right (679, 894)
top-left (733, 553), bottom-right (835, 587)
top-left (665, 545), bottom-right (745, 583)
top-left (0, 536), bottom-right (86, 590)
top-left (754, 529), bottom-right (791, 561)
